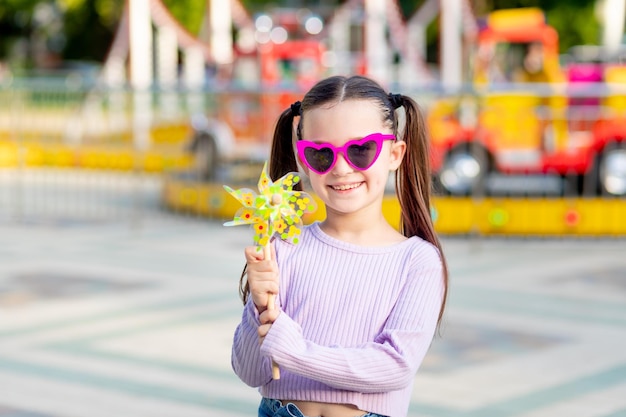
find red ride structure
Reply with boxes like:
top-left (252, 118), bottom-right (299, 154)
top-left (429, 8), bottom-right (626, 196)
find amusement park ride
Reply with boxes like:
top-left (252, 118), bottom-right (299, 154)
top-left (429, 8), bottom-right (626, 197)
top-left (14, 0), bottom-right (622, 235)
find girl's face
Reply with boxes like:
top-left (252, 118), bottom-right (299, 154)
top-left (299, 99), bottom-right (406, 219)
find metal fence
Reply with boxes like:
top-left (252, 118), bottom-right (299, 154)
top-left (0, 168), bottom-right (162, 224)
top-left (0, 76), bottom-right (194, 223)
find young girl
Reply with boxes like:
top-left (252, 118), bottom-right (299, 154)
top-left (231, 75), bottom-right (448, 417)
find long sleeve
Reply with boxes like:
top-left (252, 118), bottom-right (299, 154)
top-left (259, 262), bottom-right (444, 392)
top-left (231, 298), bottom-right (273, 387)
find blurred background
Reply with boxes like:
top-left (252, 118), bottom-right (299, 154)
top-left (0, 1), bottom-right (625, 416)
top-left (1, 0), bottom-right (626, 229)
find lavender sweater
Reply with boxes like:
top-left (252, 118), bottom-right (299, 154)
top-left (231, 222), bottom-right (445, 417)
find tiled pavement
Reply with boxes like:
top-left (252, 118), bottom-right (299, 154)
top-left (1, 175), bottom-right (625, 417)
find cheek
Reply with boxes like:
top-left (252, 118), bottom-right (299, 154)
top-left (309, 178), bottom-right (333, 198)
top-left (307, 173), bottom-right (326, 191)
top-left (373, 148), bottom-right (395, 170)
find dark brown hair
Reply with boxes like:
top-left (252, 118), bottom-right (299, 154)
top-left (240, 75), bottom-right (448, 324)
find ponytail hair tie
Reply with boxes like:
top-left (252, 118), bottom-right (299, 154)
top-left (388, 93), bottom-right (403, 109)
top-left (290, 101), bottom-right (302, 116)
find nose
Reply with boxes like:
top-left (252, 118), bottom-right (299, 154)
top-left (330, 152), bottom-right (353, 176)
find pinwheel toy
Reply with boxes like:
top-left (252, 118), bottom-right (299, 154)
top-left (224, 162), bottom-right (317, 379)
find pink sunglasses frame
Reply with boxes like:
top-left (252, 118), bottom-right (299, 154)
top-left (296, 133), bottom-right (396, 175)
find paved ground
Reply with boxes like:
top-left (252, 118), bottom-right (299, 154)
top-left (0, 170), bottom-right (625, 417)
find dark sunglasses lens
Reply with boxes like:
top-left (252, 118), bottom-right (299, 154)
top-left (304, 147), bottom-right (334, 173)
top-left (347, 140), bottom-right (378, 169)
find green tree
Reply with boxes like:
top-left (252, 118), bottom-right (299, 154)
top-left (63, 0), bottom-right (125, 61)
top-left (162, 0), bottom-right (206, 36)
top-left (0, 0), bottom-right (41, 61)
top-left (476, 0), bottom-right (600, 52)
top-left (0, 0), bottom-right (125, 66)
top-left (0, 0), bottom-right (604, 69)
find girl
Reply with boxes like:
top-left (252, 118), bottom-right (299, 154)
top-left (232, 75), bottom-right (448, 417)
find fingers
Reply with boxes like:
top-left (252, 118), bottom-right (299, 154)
top-left (244, 245), bottom-right (264, 262)
top-left (258, 323), bottom-right (271, 344)
top-left (244, 244), bottom-right (279, 312)
top-left (245, 244), bottom-right (282, 346)
top-left (249, 278), bottom-right (279, 312)
top-left (244, 243), bottom-right (277, 262)
top-left (259, 308), bottom-right (280, 325)
top-left (257, 309), bottom-right (280, 344)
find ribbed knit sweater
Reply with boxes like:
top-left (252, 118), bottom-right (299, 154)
top-left (231, 222), bottom-right (445, 417)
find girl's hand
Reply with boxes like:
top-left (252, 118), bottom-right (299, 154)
top-left (244, 245), bottom-right (279, 313)
top-left (258, 307), bottom-right (280, 345)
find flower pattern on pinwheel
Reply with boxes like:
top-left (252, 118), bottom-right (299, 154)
top-left (224, 162), bottom-right (316, 247)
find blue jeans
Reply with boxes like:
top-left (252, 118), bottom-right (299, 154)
top-left (258, 398), bottom-right (387, 417)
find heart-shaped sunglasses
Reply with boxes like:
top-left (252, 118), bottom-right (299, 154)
top-left (296, 133), bottom-right (396, 175)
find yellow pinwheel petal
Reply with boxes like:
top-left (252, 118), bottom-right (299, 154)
top-left (223, 161), bottom-right (317, 245)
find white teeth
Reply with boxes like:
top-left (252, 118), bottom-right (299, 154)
top-left (332, 183), bottom-right (361, 191)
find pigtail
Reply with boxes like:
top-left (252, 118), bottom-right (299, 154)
top-left (395, 95), bottom-right (449, 325)
top-left (396, 96), bottom-right (432, 239)
top-left (268, 103), bottom-right (302, 191)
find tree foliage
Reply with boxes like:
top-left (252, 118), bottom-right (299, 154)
top-left (0, 0), bottom-right (40, 58)
top-left (162, 0), bottom-right (207, 36)
top-left (478, 0), bottom-right (601, 52)
top-left (62, 0), bottom-right (125, 61)
top-left (0, 0), bottom-right (606, 68)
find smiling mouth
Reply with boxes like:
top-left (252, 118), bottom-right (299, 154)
top-left (331, 182), bottom-right (363, 191)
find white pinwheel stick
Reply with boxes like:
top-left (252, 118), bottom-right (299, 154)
top-left (265, 192), bottom-right (282, 380)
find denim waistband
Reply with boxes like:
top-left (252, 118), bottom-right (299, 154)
top-left (258, 398), bottom-right (387, 417)
top-left (259, 398), bottom-right (305, 417)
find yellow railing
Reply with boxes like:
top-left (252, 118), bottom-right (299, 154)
top-left (162, 174), bottom-right (626, 237)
